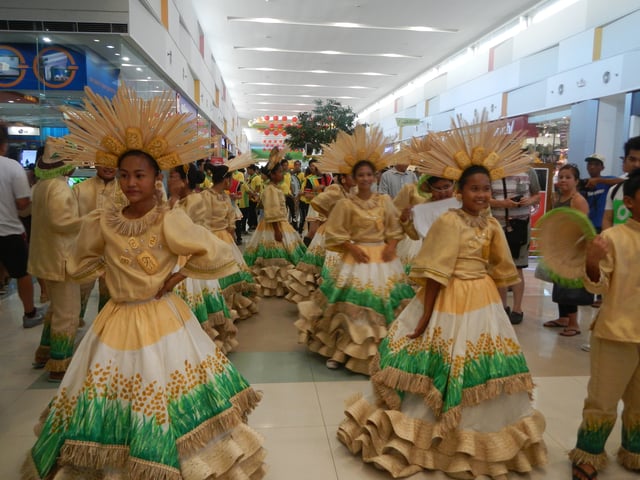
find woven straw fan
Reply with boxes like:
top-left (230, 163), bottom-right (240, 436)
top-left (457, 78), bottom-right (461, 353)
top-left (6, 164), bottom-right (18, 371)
top-left (536, 207), bottom-right (596, 287)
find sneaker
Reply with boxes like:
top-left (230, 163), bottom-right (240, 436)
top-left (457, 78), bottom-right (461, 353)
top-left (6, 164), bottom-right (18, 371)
top-left (23, 308), bottom-right (45, 328)
top-left (580, 343), bottom-right (591, 352)
top-left (509, 311), bottom-right (524, 325)
top-left (325, 359), bottom-right (340, 369)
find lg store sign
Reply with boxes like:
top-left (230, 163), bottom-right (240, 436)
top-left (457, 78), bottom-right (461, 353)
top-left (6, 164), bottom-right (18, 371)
top-left (8, 126), bottom-right (40, 136)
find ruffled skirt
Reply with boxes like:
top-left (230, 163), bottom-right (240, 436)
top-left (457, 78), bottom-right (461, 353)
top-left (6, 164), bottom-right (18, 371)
top-left (174, 277), bottom-right (238, 354)
top-left (396, 236), bottom-right (423, 275)
top-left (243, 220), bottom-right (306, 297)
top-left (22, 293), bottom-right (265, 480)
top-left (213, 229), bottom-right (258, 320)
top-left (295, 244), bottom-right (415, 374)
top-left (284, 225), bottom-right (327, 303)
top-left (337, 276), bottom-right (547, 478)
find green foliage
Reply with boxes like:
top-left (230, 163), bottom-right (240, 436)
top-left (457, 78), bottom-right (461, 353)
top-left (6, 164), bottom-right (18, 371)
top-left (285, 99), bottom-right (357, 153)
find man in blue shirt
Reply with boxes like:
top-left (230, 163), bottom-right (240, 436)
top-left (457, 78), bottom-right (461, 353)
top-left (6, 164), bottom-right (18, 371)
top-left (580, 154), bottom-right (616, 233)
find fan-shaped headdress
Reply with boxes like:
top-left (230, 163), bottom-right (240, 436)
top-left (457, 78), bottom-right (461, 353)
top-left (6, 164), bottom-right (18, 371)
top-left (46, 85), bottom-right (211, 170)
top-left (264, 146), bottom-right (289, 174)
top-left (315, 125), bottom-right (393, 174)
top-left (225, 151), bottom-right (258, 171)
top-left (414, 110), bottom-right (531, 181)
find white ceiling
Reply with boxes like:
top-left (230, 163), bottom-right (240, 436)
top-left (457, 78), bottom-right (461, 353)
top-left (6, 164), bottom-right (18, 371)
top-left (194, 0), bottom-right (544, 126)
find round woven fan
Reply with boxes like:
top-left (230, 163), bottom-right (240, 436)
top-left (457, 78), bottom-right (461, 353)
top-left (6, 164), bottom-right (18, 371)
top-left (536, 207), bottom-right (596, 287)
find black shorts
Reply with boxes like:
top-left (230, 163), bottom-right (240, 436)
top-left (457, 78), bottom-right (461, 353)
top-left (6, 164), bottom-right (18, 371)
top-left (0, 234), bottom-right (29, 278)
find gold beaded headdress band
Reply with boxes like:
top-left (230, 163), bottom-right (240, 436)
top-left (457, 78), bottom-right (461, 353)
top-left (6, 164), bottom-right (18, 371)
top-left (48, 84), bottom-right (211, 170)
top-left (315, 124), bottom-right (394, 174)
top-left (414, 110), bottom-right (530, 181)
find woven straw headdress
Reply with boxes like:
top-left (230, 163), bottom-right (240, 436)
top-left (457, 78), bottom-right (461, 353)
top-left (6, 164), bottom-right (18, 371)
top-left (264, 146), bottom-right (289, 173)
top-left (48, 85), bottom-right (211, 170)
top-left (414, 110), bottom-right (530, 181)
top-left (315, 124), bottom-right (393, 174)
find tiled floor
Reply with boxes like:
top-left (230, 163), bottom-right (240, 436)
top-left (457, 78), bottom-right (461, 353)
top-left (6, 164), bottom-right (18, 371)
top-left (0, 264), bottom-right (633, 479)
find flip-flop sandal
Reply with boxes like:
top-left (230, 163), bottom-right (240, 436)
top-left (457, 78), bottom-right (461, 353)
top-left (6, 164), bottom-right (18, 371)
top-left (544, 319), bottom-right (568, 328)
top-left (560, 328), bottom-right (581, 337)
top-left (572, 463), bottom-right (597, 480)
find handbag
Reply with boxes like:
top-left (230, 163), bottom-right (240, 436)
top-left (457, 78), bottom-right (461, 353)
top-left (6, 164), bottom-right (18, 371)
top-left (502, 179), bottom-right (529, 257)
top-left (552, 283), bottom-right (594, 306)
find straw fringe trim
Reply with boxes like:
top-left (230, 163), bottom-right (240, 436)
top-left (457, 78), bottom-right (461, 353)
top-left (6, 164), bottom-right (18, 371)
top-left (370, 357), bottom-right (535, 432)
top-left (617, 447), bottom-right (640, 470)
top-left (568, 447), bottom-right (609, 471)
top-left (46, 357), bottom-right (73, 373)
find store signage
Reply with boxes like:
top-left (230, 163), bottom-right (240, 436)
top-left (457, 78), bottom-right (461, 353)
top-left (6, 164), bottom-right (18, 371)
top-left (8, 126), bottom-right (40, 136)
top-left (0, 43), bottom-right (118, 97)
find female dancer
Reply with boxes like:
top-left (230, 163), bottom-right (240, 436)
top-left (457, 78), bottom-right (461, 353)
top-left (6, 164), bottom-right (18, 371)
top-left (543, 163), bottom-right (591, 336)
top-left (243, 148), bottom-right (306, 297)
top-left (337, 115), bottom-right (546, 479)
top-left (285, 172), bottom-right (354, 302)
top-left (22, 86), bottom-right (265, 480)
top-left (168, 164), bottom-right (238, 353)
top-left (200, 164), bottom-right (258, 320)
top-left (295, 126), bottom-right (415, 373)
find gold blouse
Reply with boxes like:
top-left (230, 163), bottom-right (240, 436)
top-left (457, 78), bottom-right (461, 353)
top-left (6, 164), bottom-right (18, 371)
top-left (261, 183), bottom-right (287, 223)
top-left (67, 206), bottom-right (237, 303)
top-left (28, 177), bottom-right (81, 281)
top-left (310, 184), bottom-right (348, 219)
top-left (74, 175), bottom-right (127, 217)
top-left (410, 209), bottom-right (519, 288)
top-left (583, 219), bottom-right (640, 342)
top-left (200, 189), bottom-right (235, 232)
top-left (175, 191), bottom-right (207, 227)
top-left (324, 193), bottom-right (404, 252)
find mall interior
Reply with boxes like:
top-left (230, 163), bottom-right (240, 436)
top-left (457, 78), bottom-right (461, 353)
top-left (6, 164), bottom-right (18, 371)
top-left (1, 0), bottom-right (640, 479)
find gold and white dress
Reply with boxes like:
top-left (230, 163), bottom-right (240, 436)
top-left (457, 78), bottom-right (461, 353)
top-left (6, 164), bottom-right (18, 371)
top-left (23, 206), bottom-right (265, 480)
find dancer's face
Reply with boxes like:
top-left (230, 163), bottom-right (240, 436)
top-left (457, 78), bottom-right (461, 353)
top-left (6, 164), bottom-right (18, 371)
top-left (118, 153), bottom-right (161, 206)
top-left (459, 173), bottom-right (491, 216)
top-left (353, 164), bottom-right (375, 192)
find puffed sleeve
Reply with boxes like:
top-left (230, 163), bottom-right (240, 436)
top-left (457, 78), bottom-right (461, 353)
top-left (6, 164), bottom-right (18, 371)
top-left (66, 209), bottom-right (106, 283)
top-left (48, 180), bottom-right (81, 234)
top-left (310, 185), bottom-right (341, 218)
top-left (262, 185), bottom-right (286, 223)
top-left (582, 230), bottom-right (615, 295)
top-left (323, 198), bottom-right (353, 252)
top-left (163, 208), bottom-right (239, 279)
top-left (179, 194), bottom-right (207, 226)
top-left (409, 211), bottom-right (461, 287)
top-left (225, 196), bottom-right (236, 229)
top-left (393, 184), bottom-right (414, 211)
top-left (381, 194), bottom-right (404, 241)
top-left (487, 217), bottom-right (520, 287)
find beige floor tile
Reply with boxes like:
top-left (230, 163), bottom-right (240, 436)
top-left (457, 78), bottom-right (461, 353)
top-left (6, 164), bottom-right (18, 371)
top-left (0, 434), bottom-right (34, 479)
top-left (0, 389), bottom-right (54, 437)
top-left (255, 426), bottom-right (337, 480)
top-left (315, 380), bottom-right (372, 427)
top-left (249, 382), bottom-right (325, 428)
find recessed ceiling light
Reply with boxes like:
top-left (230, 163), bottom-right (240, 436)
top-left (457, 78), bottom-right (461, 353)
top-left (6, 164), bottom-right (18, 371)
top-left (136, 67), bottom-right (143, 71)
top-left (234, 46), bottom-right (419, 58)
top-left (147, 76), bottom-right (152, 80)
top-left (241, 82), bottom-right (373, 89)
top-left (93, 39), bottom-right (100, 42)
top-left (228, 17), bottom-right (457, 33)
top-left (42, 37), bottom-right (52, 43)
top-left (238, 67), bottom-right (394, 76)
top-left (8, 100), bottom-right (14, 103)
top-left (106, 45), bottom-right (115, 49)
top-left (114, 53), bottom-right (120, 56)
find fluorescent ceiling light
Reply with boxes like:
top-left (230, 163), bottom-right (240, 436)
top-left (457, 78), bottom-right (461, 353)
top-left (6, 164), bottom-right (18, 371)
top-left (238, 67), bottom-right (393, 76)
top-left (241, 82), bottom-right (372, 89)
top-left (234, 46), bottom-right (420, 58)
top-left (247, 93), bottom-right (358, 99)
top-left (227, 16), bottom-right (457, 34)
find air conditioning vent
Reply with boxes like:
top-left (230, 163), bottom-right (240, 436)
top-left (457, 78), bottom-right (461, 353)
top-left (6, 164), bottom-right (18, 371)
top-left (0, 20), bottom-right (128, 34)
top-left (7, 20), bottom-right (43, 31)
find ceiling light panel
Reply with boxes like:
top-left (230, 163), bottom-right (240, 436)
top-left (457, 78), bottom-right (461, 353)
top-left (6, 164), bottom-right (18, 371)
top-left (234, 46), bottom-right (420, 58)
top-left (237, 67), bottom-right (394, 76)
top-left (241, 82), bottom-right (373, 89)
top-left (227, 16), bottom-right (457, 34)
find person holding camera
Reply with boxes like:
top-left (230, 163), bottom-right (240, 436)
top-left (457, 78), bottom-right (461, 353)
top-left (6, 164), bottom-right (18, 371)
top-left (490, 168), bottom-right (540, 324)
